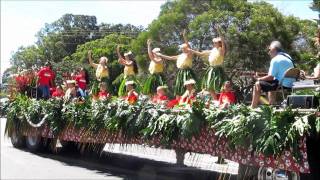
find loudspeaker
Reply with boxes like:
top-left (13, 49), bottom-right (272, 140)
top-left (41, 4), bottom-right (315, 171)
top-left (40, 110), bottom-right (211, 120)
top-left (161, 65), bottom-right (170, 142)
top-left (286, 95), bottom-right (318, 108)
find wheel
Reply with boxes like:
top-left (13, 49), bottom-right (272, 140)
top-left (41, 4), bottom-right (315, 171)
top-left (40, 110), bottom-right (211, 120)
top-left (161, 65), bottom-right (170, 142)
top-left (42, 138), bottom-right (58, 153)
top-left (10, 129), bottom-right (25, 148)
top-left (26, 135), bottom-right (43, 152)
top-left (91, 143), bottom-right (105, 157)
top-left (258, 167), bottom-right (300, 180)
top-left (79, 143), bottom-right (105, 157)
top-left (238, 164), bottom-right (259, 180)
top-left (59, 140), bottom-right (79, 152)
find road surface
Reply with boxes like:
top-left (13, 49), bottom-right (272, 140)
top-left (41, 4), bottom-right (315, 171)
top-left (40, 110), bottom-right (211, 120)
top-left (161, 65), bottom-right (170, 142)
top-left (1, 117), bottom-right (238, 179)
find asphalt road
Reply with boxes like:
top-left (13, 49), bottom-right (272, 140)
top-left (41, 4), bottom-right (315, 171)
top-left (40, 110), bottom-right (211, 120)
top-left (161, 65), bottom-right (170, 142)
top-left (0, 118), bottom-right (238, 180)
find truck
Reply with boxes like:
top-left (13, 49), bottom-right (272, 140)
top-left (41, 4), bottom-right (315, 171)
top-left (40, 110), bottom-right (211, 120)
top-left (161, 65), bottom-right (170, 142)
top-left (2, 94), bottom-right (320, 180)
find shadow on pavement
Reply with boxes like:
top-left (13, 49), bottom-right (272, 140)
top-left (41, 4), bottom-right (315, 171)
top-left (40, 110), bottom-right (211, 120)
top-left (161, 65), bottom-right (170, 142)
top-left (19, 146), bottom-right (237, 180)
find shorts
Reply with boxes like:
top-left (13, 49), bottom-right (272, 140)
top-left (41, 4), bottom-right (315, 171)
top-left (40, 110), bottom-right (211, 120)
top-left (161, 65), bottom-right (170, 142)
top-left (259, 79), bottom-right (291, 92)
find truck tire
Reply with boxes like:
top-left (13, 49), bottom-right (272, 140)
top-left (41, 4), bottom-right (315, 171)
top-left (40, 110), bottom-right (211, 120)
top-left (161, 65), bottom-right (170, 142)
top-left (10, 129), bottom-right (25, 148)
top-left (258, 167), bottom-right (300, 180)
top-left (26, 135), bottom-right (43, 152)
top-left (60, 140), bottom-right (79, 152)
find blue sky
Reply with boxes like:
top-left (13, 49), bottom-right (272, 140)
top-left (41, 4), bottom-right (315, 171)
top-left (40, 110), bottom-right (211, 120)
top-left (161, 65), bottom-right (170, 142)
top-left (1, 0), bottom-right (318, 75)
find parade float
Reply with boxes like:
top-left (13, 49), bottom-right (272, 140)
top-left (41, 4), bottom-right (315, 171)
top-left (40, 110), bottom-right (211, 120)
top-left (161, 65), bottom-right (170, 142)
top-left (1, 88), bottom-right (320, 180)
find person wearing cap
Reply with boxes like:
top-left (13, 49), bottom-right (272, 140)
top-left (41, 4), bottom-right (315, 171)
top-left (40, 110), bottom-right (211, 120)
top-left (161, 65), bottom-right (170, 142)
top-left (117, 45), bottom-right (139, 96)
top-left (251, 40), bottom-right (295, 108)
top-left (189, 25), bottom-right (226, 96)
top-left (156, 30), bottom-right (196, 96)
top-left (152, 85), bottom-right (168, 104)
top-left (142, 39), bottom-right (166, 95)
top-left (123, 80), bottom-right (139, 104)
top-left (179, 79), bottom-right (197, 105)
top-left (37, 62), bottom-right (55, 99)
top-left (64, 80), bottom-right (85, 102)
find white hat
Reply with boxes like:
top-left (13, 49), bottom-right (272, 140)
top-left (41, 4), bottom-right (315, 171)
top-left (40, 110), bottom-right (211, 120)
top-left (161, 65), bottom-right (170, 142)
top-left (152, 48), bottom-right (161, 53)
top-left (157, 85), bottom-right (168, 91)
top-left (184, 79), bottom-right (196, 86)
top-left (212, 37), bottom-right (222, 43)
top-left (124, 51), bottom-right (132, 56)
top-left (125, 80), bottom-right (135, 86)
top-left (66, 80), bottom-right (76, 84)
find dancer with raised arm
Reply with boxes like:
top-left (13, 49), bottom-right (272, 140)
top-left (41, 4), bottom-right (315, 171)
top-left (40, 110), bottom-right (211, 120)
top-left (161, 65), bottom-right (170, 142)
top-left (156, 30), bottom-right (196, 96)
top-left (117, 45), bottom-right (139, 96)
top-left (189, 25), bottom-right (226, 98)
top-left (88, 50), bottom-right (110, 96)
top-left (142, 39), bottom-right (166, 95)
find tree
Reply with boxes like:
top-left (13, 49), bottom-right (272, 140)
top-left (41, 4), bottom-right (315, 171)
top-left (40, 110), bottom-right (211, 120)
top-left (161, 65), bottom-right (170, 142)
top-left (10, 45), bottom-right (44, 69)
top-left (68, 33), bottom-right (133, 93)
top-left (8, 14), bottom-right (144, 84)
top-left (36, 14), bottom-right (99, 63)
top-left (131, 0), bottom-right (317, 89)
top-left (310, 0), bottom-right (320, 12)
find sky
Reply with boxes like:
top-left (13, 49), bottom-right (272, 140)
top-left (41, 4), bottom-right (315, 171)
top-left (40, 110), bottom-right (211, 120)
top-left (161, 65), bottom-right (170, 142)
top-left (1, 0), bottom-right (319, 77)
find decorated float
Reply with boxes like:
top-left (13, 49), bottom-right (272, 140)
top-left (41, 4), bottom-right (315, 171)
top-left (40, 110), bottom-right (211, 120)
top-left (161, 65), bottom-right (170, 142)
top-left (1, 89), bottom-right (320, 180)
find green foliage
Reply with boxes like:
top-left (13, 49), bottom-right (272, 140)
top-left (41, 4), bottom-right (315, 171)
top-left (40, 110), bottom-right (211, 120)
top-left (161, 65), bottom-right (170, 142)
top-left (62, 100), bottom-right (91, 128)
top-left (5, 94), bottom-right (319, 162)
top-left (208, 104), bottom-right (314, 161)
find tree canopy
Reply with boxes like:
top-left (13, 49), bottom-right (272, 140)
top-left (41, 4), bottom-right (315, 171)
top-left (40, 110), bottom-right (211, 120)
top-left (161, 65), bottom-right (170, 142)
top-left (6, 0), bottom-right (319, 91)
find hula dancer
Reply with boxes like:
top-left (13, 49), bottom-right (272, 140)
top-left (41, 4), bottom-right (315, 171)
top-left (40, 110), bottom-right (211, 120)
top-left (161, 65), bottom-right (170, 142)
top-left (156, 31), bottom-right (196, 96)
top-left (179, 79), bottom-right (197, 105)
top-left (142, 39), bottom-right (165, 95)
top-left (117, 45), bottom-right (139, 96)
top-left (124, 81), bottom-right (139, 104)
top-left (189, 26), bottom-right (226, 96)
top-left (88, 50), bottom-right (111, 97)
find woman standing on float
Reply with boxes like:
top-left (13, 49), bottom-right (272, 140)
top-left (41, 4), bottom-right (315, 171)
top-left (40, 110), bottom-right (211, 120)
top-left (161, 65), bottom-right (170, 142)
top-left (116, 45), bottom-right (139, 96)
top-left (142, 39), bottom-right (165, 95)
top-left (88, 50), bottom-right (111, 96)
top-left (189, 26), bottom-right (226, 96)
top-left (156, 31), bottom-right (196, 96)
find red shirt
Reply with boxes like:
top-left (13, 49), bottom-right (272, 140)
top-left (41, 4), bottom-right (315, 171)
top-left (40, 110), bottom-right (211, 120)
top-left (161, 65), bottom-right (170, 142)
top-left (98, 91), bottom-right (110, 99)
top-left (75, 74), bottom-right (87, 90)
top-left (152, 94), bottom-right (168, 103)
top-left (167, 97), bottom-right (180, 108)
top-left (123, 91), bottom-right (138, 104)
top-left (52, 90), bottom-right (64, 97)
top-left (219, 91), bottom-right (236, 105)
top-left (180, 94), bottom-right (196, 105)
top-left (37, 67), bottom-right (55, 86)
